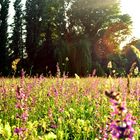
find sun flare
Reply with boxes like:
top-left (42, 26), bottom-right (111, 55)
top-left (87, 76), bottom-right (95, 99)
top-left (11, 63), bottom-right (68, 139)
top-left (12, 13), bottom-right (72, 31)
top-left (120, 0), bottom-right (140, 38)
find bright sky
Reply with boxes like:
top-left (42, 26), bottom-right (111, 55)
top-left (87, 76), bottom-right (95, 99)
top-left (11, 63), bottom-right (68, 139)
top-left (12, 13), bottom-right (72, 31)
top-left (120, 0), bottom-right (140, 39)
top-left (8, 0), bottom-right (140, 39)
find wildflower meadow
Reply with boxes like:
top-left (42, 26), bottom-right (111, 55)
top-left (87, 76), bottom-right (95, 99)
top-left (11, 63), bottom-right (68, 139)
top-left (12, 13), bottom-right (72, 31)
top-left (0, 72), bottom-right (139, 140)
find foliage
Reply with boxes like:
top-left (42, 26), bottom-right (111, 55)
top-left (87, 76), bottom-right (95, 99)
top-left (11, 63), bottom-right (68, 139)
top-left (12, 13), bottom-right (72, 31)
top-left (123, 40), bottom-right (140, 74)
top-left (107, 53), bottom-right (128, 76)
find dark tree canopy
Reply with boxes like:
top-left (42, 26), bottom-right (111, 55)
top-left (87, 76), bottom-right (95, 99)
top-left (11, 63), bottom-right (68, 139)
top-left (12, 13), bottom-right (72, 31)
top-left (0, 0), bottom-right (10, 75)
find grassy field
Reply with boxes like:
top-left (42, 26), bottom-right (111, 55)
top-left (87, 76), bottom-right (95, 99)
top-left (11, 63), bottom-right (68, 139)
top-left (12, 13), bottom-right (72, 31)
top-left (0, 76), bottom-right (140, 139)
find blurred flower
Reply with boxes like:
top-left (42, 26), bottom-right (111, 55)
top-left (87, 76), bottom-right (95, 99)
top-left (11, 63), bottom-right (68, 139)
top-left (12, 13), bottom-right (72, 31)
top-left (107, 61), bottom-right (112, 69)
top-left (112, 70), bottom-right (116, 74)
top-left (65, 57), bottom-right (69, 61)
top-left (12, 58), bottom-right (20, 72)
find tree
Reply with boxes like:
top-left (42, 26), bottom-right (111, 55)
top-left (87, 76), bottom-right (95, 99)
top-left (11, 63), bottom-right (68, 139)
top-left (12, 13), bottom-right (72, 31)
top-left (66, 0), bottom-right (132, 75)
top-left (0, 0), bottom-right (10, 75)
top-left (25, 0), bottom-right (67, 75)
top-left (25, 0), bottom-right (44, 67)
top-left (24, 0), bottom-right (132, 76)
top-left (35, 0), bottom-right (67, 75)
top-left (10, 0), bottom-right (23, 61)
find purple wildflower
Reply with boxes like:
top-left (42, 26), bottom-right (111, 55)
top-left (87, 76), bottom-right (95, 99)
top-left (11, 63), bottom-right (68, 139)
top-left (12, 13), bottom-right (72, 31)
top-left (14, 127), bottom-right (26, 136)
top-left (103, 90), bottom-right (136, 139)
top-left (14, 70), bottom-right (29, 138)
top-left (21, 111), bottom-right (28, 122)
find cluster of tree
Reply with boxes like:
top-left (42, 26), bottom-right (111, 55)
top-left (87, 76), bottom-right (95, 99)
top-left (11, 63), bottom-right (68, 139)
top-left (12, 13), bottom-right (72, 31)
top-left (0, 0), bottom-right (140, 77)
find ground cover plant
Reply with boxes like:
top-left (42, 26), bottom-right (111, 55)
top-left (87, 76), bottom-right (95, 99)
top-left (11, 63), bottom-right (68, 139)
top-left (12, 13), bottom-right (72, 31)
top-left (0, 73), bottom-right (140, 139)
